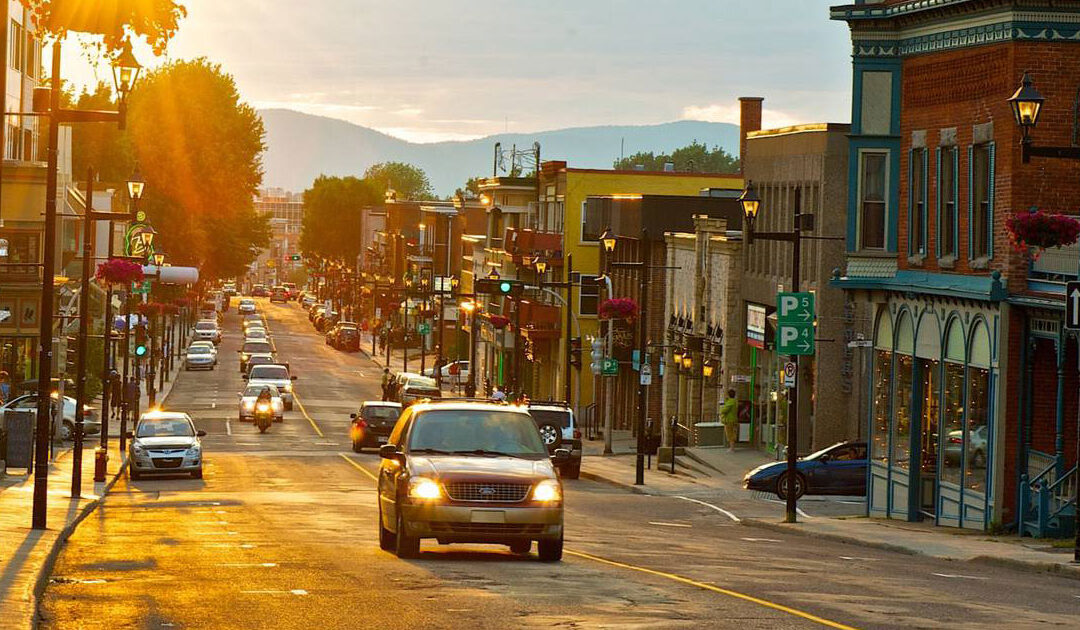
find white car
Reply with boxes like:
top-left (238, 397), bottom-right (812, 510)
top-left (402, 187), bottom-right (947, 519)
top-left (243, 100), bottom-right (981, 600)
top-left (184, 344), bottom-right (217, 370)
top-left (238, 384), bottom-right (284, 423)
top-left (246, 363), bottom-right (295, 409)
top-left (0, 393), bottom-right (99, 441)
top-left (128, 411), bottom-right (206, 480)
top-left (423, 360), bottom-right (471, 385)
top-left (188, 340), bottom-right (218, 360)
top-left (238, 299), bottom-right (257, 314)
top-left (193, 320), bottom-right (222, 345)
top-left (244, 328), bottom-right (270, 342)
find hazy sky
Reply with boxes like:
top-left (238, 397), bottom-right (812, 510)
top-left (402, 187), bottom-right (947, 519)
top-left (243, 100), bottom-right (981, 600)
top-left (62, 0), bottom-right (853, 143)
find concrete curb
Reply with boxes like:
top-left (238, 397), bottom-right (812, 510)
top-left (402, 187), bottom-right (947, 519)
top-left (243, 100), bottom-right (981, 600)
top-left (577, 469), bottom-right (650, 495)
top-left (741, 518), bottom-right (1080, 581)
top-left (28, 455), bottom-right (128, 629)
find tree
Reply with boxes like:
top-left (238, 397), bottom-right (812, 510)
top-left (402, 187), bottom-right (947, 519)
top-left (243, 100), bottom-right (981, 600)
top-left (613, 141), bottom-right (739, 173)
top-left (126, 58), bottom-right (269, 280)
top-left (453, 176), bottom-right (484, 200)
top-left (300, 175), bottom-right (379, 262)
top-left (69, 82), bottom-right (133, 183)
top-left (364, 162), bottom-right (434, 201)
top-left (21, 0), bottom-right (187, 54)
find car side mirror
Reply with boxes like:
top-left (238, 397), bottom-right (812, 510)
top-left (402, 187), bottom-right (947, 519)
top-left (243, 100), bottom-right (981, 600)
top-left (552, 448), bottom-right (571, 464)
top-left (242, 374), bottom-right (248, 380)
top-left (196, 430), bottom-right (207, 437)
top-left (379, 444), bottom-right (400, 460)
top-left (124, 431), bottom-right (134, 439)
top-left (349, 413), bottom-right (357, 419)
top-left (291, 375), bottom-right (297, 381)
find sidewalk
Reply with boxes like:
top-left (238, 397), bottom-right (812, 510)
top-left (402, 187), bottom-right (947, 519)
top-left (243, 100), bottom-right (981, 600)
top-left (578, 431), bottom-right (774, 494)
top-left (0, 359), bottom-right (183, 630)
top-left (746, 515), bottom-right (1080, 579)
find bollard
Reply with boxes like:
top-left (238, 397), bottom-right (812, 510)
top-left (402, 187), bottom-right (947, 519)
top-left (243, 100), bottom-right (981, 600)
top-left (93, 446), bottom-right (108, 482)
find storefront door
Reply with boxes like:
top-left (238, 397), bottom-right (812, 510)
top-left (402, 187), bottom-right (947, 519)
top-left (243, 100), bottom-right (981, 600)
top-left (917, 358), bottom-right (940, 519)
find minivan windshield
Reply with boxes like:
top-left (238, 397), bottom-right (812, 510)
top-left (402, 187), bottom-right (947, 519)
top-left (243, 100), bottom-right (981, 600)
top-left (242, 341), bottom-right (272, 354)
top-left (249, 365), bottom-right (288, 380)
top-left (407, 410), bottom-right (547, 458)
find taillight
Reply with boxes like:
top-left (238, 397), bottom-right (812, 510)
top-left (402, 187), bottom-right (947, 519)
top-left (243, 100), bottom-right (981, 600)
top-left (354, 419), bottom-right (368, 429)
top-left (949, 437), bottom-right (962, 444)
top-left (573, 429), bottom-right (581, 439)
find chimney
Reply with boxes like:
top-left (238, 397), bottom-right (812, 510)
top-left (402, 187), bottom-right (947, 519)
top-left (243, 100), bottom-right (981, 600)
top-left (739, 97), bottom-right (764, 170)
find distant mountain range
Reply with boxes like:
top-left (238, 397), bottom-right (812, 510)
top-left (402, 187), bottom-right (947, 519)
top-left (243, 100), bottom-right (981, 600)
top-left (258, 108), bottom-right (741, 196)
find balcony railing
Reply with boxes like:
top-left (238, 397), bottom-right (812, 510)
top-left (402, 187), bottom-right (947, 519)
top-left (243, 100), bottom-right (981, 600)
top-left (1030, 241), bottom-right (1079, 284)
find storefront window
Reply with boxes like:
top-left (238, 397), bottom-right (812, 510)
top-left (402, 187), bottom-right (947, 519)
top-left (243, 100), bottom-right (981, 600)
top-left (965, 367), bottom-right (990, 493)
top-left (941, 361), bottom-right (965, 486)
top-left (892, 354), bottom-right (913, 469)
top-left (918, 359), bottom-right (940, 474)
top-left (871, 349), bottom-right (891, 463)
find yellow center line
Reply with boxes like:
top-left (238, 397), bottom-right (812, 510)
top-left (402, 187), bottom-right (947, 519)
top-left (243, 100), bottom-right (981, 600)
top-left (291, 393), bottom-right (324, 438)
top-left (339, 453), bottom-right (379, 483)
top-left (564, 549), bottom-right (860, 630)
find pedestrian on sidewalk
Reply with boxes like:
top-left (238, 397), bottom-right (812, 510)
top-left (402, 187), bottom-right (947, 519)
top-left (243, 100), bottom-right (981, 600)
top-left (381, 368), bottom-right (391, 401)
top-left (0, 370), bottom-right (10, 404)
top-left (720, 389), bottom-right (738, 451)
top-left (125, 376), bottom-right (141, 421)
top-left (108, 369), bottom-right (122, 421)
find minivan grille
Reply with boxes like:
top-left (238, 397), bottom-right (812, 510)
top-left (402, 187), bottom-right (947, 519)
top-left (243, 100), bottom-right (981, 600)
top-left (444, 482), bottom-right (530, 502)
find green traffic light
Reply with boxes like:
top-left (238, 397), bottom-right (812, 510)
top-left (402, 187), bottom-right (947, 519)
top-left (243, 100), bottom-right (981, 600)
top-left (499, 281), bottom-right (511, 293)
top-left (135, 345), bottom-right (148, 357)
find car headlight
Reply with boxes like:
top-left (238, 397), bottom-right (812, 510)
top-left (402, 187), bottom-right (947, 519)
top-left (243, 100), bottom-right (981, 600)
top-left (243, 400), bottom-right (254, 410)
top-left (408, 477), bottom-right (442, 500)
top-left (281, 383), bottom-right (292, 392)
top-left (187, 444), bottom-right (201, 455)
top-left (532, 479), bottom-right (562, 502)
top-left (132, 443), bottom-right (145, 454)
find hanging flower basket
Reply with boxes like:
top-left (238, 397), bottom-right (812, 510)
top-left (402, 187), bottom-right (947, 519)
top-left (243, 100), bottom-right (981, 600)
top-left (1006, 210), bottom-right (1080, 260)
top-left (598, 297), bottom-right (639, 321)
top-left (488, 314), bottom-right (511, 329)
top-left (136, 302), bottom-right (163, 316)
top-left (95, 258), bottom-right (144, 285)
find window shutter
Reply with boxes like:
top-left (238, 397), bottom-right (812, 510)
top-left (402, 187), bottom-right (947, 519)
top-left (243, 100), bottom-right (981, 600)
top-left (935, 147), bottom-right (942, 258)
top-left (907, 148), bottom-right (914, 255)
top-left (967, 145), bottom-right (974, 260)
top-left (952, 148), bottom-right (960, 256)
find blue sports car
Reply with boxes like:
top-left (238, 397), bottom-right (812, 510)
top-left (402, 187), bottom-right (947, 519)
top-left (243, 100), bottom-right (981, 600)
top-left (743, 441), bottom-right (867, 500)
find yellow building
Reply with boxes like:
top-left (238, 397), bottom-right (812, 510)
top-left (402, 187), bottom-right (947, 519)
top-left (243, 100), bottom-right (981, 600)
top-left (533, 162), bottom-right (744, 421)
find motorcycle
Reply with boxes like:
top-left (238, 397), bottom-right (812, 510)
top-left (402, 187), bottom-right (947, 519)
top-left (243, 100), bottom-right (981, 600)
top-left (254, 401), bottom-right (273, 433)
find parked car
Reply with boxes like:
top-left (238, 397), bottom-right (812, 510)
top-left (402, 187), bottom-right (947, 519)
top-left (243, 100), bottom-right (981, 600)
top-left (309, 304), bottom-right (326, 323)
top-left (743, 441), bottom-right (868, 500)
top-left (314, 310), bottom-right (339, 333)
top-left (245, 363), bottom-right (295, 410)
top-left (239, 340), bottom-right (275, 373)
top-left (376, 400), bottom-right (568, 560)
top-left (238, 298), bottom-right (257, 314)
top-left (349, 401), bottom-right (402, 451)
top-left (127, 411), bottom-right (206, 480)
top-left (300, 294), bottom-right (316, 310)
top-left (944, 425), bottom-right (988, 468)
top-left (423, 360), bottom-right (471, 386)
top-left (527, 401), bottom-right (582, 479)
top-left (184, 344), bottom-right (217, 371)
top-left (193, 320), bottom-right (222, 345)
top-left (389, 373), bottom-right (442, 405)
top-left (238, 384), bottom-right (284, 423)
top-left (0, 393), bottom-right (99, 442)
top-left (269, 286), bottom-right (289, 303)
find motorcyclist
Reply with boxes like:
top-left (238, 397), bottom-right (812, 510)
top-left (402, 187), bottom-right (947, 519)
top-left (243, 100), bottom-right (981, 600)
top-left (255, 386), bottom-right (273, 409)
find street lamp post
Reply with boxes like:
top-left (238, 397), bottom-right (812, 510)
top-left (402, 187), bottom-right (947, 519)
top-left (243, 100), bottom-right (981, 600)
top-left (461, 300), bottom-right (479, 397)
top-left (599, 228), bottom-right (616, 455)
top-left (1008, 73), bottom-right (1080, 563)
top-left (31, 41), bottom-right (140, 529)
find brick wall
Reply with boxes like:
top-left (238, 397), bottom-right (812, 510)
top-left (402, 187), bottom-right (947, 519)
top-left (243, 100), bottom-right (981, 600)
top-left (896, 41), bottom-right (1080, 293)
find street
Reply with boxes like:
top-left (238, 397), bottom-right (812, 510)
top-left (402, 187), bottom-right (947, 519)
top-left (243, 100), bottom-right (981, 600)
top-left (37, 300), bottom-right (1080, 629)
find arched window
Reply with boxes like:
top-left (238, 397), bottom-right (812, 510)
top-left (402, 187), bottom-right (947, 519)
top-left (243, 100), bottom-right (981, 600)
top-left (965, 321), bottom-right (991, 493)
top-left (893, 311), bottom-right (915, 470)
top-left (871, 310), bottom-right (894, 463)
top-left (941, 318), bottom-right (966, 487)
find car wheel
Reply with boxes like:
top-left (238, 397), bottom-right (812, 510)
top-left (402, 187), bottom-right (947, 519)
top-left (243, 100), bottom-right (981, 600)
top-left (971, 449), bottom-right (987, 469)
top-left (59, 421), bottom-right (74, 442)
top-left (191, 469), bottom-right (203, 479)
top-left (776, 472), bottom-right (806, 500)
top-left (537, 532), bottom-right (563, 562)
top-left (275, 415), bottom-right (283, 423)
top-left (561, 463), bottom-right (581, 480)
top-left (379, 509), bottom-right (396, 551)
top-left (395, 510), bottom-right (420, 558)
top-left (509, 540), bottom-right (531, 555)
top-left (537, 423), bottom-right (562, 448)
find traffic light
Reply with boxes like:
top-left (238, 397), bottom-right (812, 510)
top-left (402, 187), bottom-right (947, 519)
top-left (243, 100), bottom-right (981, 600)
top-left (589, 336), bottom-right (605, 375)
top-left (291, 254), bottom-right (302, 261)
top-left (134, 325), bottom-right (149, 358)
top-left (569, 337), bottom-right (582, 368)
top-left (475, 277), bottom-right (523, 297)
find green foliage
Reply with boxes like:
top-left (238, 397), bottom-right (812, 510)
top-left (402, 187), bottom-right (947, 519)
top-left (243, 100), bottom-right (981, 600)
top-left (613, 141), bottom-right (738, 173)
top-left (125, 58), bottom-right (269, 281)
top-left (69, 82), bottom-right (134, 183)
top-left (364, 162), bottom-right (435, 201)
top-left (22, 0), bottom-right (187, 55)
top-left (300, 175), bottom-right (380, 262)
top-left (453, 176), bottom-right (484, 200)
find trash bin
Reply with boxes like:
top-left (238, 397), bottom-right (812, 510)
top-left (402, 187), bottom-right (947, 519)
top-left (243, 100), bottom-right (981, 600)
top-left (694, 422), bottom-right (724, 447)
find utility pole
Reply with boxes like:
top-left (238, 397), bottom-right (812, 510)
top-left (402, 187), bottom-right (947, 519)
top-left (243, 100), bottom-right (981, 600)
top-left (564, 254), bottom-right (573, 405)
top-left (635, 232), bottom-right (650, 486)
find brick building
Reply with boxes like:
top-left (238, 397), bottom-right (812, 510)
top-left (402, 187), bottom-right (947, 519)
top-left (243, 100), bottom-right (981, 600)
top-left (832, 0), bottom-right (1080, 534)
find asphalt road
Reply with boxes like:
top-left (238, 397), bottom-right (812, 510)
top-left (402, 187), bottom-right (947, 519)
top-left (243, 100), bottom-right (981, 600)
top-left (37, 299), bottom-right (1080, 629)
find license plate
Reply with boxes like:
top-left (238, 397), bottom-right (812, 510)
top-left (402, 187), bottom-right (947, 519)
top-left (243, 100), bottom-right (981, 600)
top-left (377, 436), bottom-right (387, 443)
top-left (470, 510), bottom-right (506, 524)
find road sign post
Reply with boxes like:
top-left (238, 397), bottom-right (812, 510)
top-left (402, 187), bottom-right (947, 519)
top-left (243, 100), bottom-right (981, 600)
top-left (601, 358), bottom-right (618, 376)
top-left (777, 292), bottom-right (815, 356)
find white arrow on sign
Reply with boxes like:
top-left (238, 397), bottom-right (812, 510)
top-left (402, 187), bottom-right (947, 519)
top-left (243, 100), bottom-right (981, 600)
top-left (1071, 287), bottom-right (1080, 326)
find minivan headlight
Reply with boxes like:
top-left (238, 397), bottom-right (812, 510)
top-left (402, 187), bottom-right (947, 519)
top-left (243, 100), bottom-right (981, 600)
top-left (408, 477), bottom-right (442, 500)
top-left (532, 479), bottom-right (562, 502)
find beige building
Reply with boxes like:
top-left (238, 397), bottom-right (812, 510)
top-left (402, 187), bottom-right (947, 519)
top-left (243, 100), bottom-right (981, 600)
top-left (253, 188), bottom-right (304, 285)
